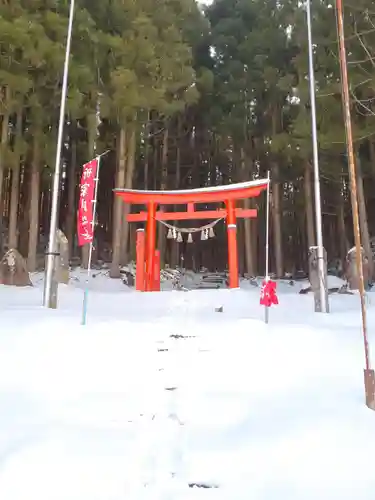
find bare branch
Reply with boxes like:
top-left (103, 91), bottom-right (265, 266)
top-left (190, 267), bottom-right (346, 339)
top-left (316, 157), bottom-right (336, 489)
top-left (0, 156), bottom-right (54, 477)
top-left (344, 2), bottom-right (375, 17)
top-left (352, 78), bottom-right (372, 90)
top-left (347, 56), bottom-right (375, 65)
top-left (317, 92), bottom-right (337, 98)
top-left (326, 26), bottom-right (375, 45)
top-left (350, 87), bottom-right (375, 117)
top-left (365, 12), bottom-right (375, 31)
top-left (353, 20), bottom-right (375, 68)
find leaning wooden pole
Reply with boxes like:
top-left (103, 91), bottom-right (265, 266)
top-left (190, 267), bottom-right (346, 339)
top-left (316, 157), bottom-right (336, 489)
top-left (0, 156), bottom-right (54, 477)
top-left (336, 0), bottom-right (375, 409)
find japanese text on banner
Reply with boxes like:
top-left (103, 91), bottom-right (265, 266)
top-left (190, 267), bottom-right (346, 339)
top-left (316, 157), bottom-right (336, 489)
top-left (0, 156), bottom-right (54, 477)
top-left (77, 158), bottom-right (98, 246)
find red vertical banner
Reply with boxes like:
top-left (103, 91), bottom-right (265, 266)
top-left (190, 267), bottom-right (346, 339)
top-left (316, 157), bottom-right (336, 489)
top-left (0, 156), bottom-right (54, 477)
top-left (77, 158), bottom-right (98, 246)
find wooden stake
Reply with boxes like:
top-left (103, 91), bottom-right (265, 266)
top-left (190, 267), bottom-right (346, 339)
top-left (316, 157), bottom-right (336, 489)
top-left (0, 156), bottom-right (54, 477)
top-left (336, 0), bottom-right (375, 409)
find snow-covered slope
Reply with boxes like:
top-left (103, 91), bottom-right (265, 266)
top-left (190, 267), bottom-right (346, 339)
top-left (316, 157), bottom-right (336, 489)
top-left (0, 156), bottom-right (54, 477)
top-left (0, 277), bottom-right (374, 499)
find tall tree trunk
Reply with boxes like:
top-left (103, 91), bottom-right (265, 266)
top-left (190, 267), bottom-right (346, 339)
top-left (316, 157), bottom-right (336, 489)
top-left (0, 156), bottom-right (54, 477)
top-left (18, 163), bottom-right (30, 257)
top-left (28, 134), bottom-right (41, 272)
top-left (0, 87), bottom-right (10, 205)
top-left (191, 126), bottom-right (199, 188)
top-left (120, 126), bottom-right (136, 265)
top-left (304, 161), bottom-right (315, 250)
top-left (337, 177), bottom-right (348, 268)
top-left (240, 147), bottom-right (255, 276)
top-left (129, 223), bottom-right (136, 262)
top-left (171, 117), bottom-right (182, 268)
top-left (271, 163), bottom-right (284, 277)
top-left (153, 120), bottom-right (159, 190)
top-left (369, 140), bottom-right (375, 180)
top-left (8, 109), bottom-right (23, 249)
top-left (251, 211), bottom-right (259, 275)
top-left (0, 87), bottom-right (10, 253)
top-left (237, 219), bottom-right (245, 275)
top-left (144, 113), bottom-right (150, 189)
top-left (270, 110), bottom-right (284, 277)
top-left (110, 126), bottom-right (127, 278)
top-left (158, 126), bottom-right (168, 267)
top-left (65, 133), bottom-right (77, 258)
top-left (2, 170), bottom-right (10, 223)
top-left (42, 189), bottom-right (50, 240)
top-left (356, 157), bottom-right (374, 278)
top-left (8, 166), bottom-right (20, 249)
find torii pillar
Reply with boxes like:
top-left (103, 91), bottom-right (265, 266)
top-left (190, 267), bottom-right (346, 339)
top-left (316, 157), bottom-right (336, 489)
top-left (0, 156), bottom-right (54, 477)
top-left (146, 202), bottom-right (157, 291)
top-left (226, 199), bottom-right (239, 288)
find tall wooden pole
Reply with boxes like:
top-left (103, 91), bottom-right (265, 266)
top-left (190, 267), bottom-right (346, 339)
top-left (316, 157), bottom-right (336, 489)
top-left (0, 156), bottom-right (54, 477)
top-left (336, 0), bottom-right (375, 409)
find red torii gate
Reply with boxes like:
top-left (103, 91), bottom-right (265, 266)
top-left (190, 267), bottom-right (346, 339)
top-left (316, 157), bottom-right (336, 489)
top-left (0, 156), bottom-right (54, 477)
top-left (114, 179), bottom-right (269, 291)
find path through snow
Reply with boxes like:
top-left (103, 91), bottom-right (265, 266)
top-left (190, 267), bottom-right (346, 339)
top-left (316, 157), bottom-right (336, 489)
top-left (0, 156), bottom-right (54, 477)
top-left (0, 285), bottom-right (374, 499)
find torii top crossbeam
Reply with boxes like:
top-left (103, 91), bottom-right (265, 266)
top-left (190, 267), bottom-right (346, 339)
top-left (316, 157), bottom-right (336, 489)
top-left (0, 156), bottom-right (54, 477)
top-left (114, 179), bottom-right (268, 205)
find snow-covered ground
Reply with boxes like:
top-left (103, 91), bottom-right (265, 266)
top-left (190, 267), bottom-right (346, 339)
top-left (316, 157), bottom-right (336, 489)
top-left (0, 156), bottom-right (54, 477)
top-left (0, 273), bottom-right (374, 499)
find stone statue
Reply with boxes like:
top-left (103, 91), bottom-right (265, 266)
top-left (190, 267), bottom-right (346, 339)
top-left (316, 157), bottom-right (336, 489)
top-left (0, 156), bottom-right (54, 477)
top-left (56, 229), bottom-right (69, 284)
top-left (0, 249), bottom-right (32, 286)
top-left (345, 246), bottom-right (370, 291)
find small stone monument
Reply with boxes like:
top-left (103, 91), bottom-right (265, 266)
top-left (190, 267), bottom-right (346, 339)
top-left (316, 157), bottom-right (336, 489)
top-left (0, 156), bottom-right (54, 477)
top-left (122, 270), bottom-right (134, 287)
top-left (345, 246), bottom-right (370, 291)
top-left (308, 246), bottom-right (329, 313)
top-left (0, 248), bottom-right (32, 286)
top-left (56, 229), bottom-right (69, 284)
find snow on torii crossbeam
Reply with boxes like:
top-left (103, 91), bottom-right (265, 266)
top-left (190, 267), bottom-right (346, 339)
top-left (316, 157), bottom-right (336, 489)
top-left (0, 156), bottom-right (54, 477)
top-left (114, 179), bottom-right (269, 292)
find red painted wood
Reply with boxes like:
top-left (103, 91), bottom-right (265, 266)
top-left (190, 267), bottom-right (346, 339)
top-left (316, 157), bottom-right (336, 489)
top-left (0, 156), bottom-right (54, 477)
top-left (126, 208), bottom-right (257, 222)
top-left (146, 202), bottom-right (156, 291)
top-left (226, 199), bottom-right (239, 289)
top-left (115, 183), bottom-right (267, 205)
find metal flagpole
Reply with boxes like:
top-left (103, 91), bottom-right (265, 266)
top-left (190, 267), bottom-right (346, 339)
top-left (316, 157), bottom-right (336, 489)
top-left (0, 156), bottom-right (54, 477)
top-left (265, 171), bottom-right (270, 324)
top-left (335, 0), bottom-right (375, 409)
top-left (81, 155), bottom-right (101, 326)
top-left (44, 0), bottom-right (75, 308)
top-left (306, 0), bottom-right (328, 313)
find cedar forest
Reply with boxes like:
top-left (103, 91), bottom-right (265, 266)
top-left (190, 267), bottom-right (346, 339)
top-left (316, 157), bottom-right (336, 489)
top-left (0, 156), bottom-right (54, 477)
top-left (0, 0), bottom-right (374, 280)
